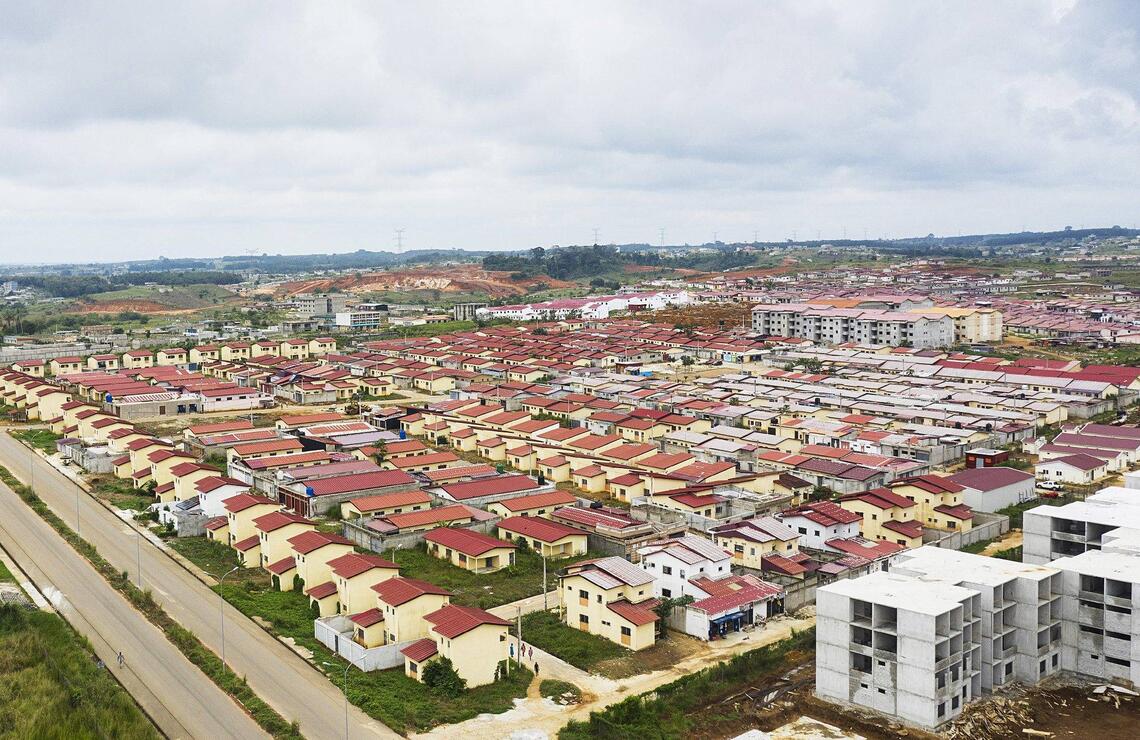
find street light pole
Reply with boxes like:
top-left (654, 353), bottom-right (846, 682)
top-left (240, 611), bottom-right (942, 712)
top-left (321, 661), bottom-right (351, 740)
top-left (76, 488), bottom-right (81, 537)
top-left (219, 565), bottom-right (240, 671)
top-left (542, 552), bottom-right (548, 611)
top-left (136, 528), bottom-right (142, 588)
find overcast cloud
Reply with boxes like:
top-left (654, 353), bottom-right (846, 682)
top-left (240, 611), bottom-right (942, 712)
top-left (0, 0), bottom-right (1137, 262)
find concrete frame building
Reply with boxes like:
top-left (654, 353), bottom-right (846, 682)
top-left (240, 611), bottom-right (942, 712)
top-left (1022, 487), bottom-right (1140, 565)
top-left (816, 569), bottom-right (983, 729)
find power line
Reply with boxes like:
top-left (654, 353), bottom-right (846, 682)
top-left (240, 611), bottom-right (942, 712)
top-left (394, 228), bottom-right (404, 253)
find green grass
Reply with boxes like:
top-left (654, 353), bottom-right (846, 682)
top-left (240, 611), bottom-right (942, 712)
top-left (10, 429), bottom-right (63, 454)
top-left (395, 543), bottom-right (587, 609)
top-left (991, 545), bottom-right (1023, 561)
top-left (89, 476), bottom-right (155, 512)
top-left (167, 537), bottom-right (267, 586)
top-left (0, 605), bottom-right (159, 738)
top-left (559, 627), bottom-right (814, 740)
top-left (0, 559), bottom-right (14, 583)
top-left (539, 679), bottom-right (582, 703)
top-left (0, 460), bottom-right (301, 739)
top-left (82, 284), bottom-right (238, 310)
top-left (517, 610), bottom-right (629, 671)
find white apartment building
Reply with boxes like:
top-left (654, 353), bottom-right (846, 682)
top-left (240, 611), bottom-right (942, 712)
top-left (1022, 487), bottom-right (1140, 565)
top-left (751, 304), bottom-right (956, 348)
top-left (816, 570), bottom-right (983, 729)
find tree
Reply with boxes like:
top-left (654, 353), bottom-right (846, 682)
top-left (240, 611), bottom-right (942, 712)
top-left (651, 595), bottom-right (694, 639)
top-left (422, 656), bottom-right (467, 696)
top-left (372, 439), bottom-right (388, 467)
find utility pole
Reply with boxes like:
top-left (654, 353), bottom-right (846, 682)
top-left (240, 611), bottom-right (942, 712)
top-left (592, 227), bottom-right (600, 245)
top-left (517, 606), bottom-right (523, 671)
top-left (542, 552), bottom-right (548, 611)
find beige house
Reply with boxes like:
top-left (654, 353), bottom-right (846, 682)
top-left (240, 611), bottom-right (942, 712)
top-left (497, 516), bottom-right (588, 558)
top-left (121, 350), bottom-right (154, 369)
top-left (330, 552), bottom-right (399, 615)
top-left (423, 529), bottom-right (515, 573)
top-left (372, 577), bottom-right (452, 644)
top-left (401, 605), bottom-right (510, 687)
top-left (253, 511), bottom-right (315, 569)
top-left (287, 531), bottom-right (354, 590)
top-left (560, 557), bottom-right (658, 651)
top-left (224, 493), bottom-right (280, 546)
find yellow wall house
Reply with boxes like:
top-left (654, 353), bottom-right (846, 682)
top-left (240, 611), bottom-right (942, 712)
top-left (401, 605), bottom-right (510, 688)
top-left (253, 511), bottom-right (315, 570)
top-left (49, 357), bottom-right (85, 376)
top-left (372, 577), bottom-right (453, 644)
top-left (340, 490), bottom-right (433, 520)
top-left (709, 516), bottom-right (801, 569)
top-left (559, 557), bottom-right (658, 650)
top-left (886, 475), bottom-right (974, 534)
top-left (223, 493), bottom-right (281, 546)
top-left (485, 489), bottom-right (576, 519)
top-left (284, 531), bottom-right (354, 592)
top-left (155, 348), bottom-right (188, 366)
top-left (170, 462), bottom-right (222, 502)
top-left (835, 488), bottom-right (925, 548)
top-left (497, 516), bottom-right (588, 558)
top-left (423, 528), bottom-right (516, 573)
top-left (121, 350), bottom-right (154, 369)
top-left (330, 552), bottom-right (399, 615)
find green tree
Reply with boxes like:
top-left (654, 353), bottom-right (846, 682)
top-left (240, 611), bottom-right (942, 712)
top-left (651, 595), bottom-right (694, 639)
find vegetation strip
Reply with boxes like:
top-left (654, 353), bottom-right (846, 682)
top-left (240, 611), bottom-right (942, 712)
top-left (0, 464), bottom-right (302, 739)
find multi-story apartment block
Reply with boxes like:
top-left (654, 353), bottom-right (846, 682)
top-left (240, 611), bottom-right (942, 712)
top-left (1022, 487), bottom-right (1140, 565)
top-left (751, 304), bottom-right (956, 348)
top-left (816, 569), bottom-right (983, 729)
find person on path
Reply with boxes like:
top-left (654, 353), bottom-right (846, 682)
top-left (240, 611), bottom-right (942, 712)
top-left (534, 661), bottom-right (540, 675)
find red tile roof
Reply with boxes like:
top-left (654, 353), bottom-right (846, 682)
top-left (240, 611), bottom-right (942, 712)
top-left (287, 530), bottom-right (352, 554)
top-left (497, 516), bottom-right (582, 543)
top-left (303, 470), bottom-right (417, 497)
top-left (606, 599), bottom-right (659, 626)
top-left (305, 581), bottom-right (338, 600)
top-left (372, 577), bottom-right (451, 606)
top-left (494, 490), bottom-right (576, 512)
top-left (349, 608), bottom-right (384, 628)
top-left (267, 557), bottom-right (297, 575)
top-left (223, 493), bottom-right (279, 513)
top-left (424, 527), bottom-right (514, 557)
top-left (347, 490), bottom-right (432, 513)
top-left (424, 604), bottom-right (510, 639)
top-left (327, 552), bottom-right (398, 579)
top-left (440, 474), bottom-right (539, 501)
top-left (253, 511), bottom-right (313, 533)
top-left (400, 637), bottom-right (438, 663)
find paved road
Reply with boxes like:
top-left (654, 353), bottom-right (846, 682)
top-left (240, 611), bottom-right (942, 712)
top-left (0, 474), bottom-right (267, 739)
top-left (0, 433), bottom-right (397, 740)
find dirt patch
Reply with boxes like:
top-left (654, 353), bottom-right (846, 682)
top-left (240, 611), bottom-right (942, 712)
top-left (68, 299), bottom-right (202, 315)
top-left (272, 266), bottom-right (575, 300)
top-left (594, 632), bottom-right (708, 679)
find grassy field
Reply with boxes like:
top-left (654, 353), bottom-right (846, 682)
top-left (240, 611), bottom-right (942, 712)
top-left (518, 610), bottom-right (630, 671)
top-left (0, 605), bottom-right (159, 739)
top-left (0, 559), bottom-right (13, 582)
top-left (997, 495), bottom-right (1071, 528)
top-left (89, 476), bottom-right (155, 512)
top-left (80, 284), bottom-right (238, 310)
top-left (171, 536), bottom-right (533, 733)
top-left (540, 679), bottom-right (582, 703)
top-left (394, 543), bottom-right (587, 609)
top-left (10, 429), bottom-right (62, 454)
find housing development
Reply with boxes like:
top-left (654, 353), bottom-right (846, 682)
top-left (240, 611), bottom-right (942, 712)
top-left (3, 228), bottom-right (1140, 738)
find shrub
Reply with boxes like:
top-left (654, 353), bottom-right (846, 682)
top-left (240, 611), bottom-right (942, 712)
top-left (422, 656), bottom-right (467, 697)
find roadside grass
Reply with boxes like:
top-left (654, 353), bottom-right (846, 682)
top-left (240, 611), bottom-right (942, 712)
top-left (0, 605), bottom-right (159, 739)
top-left (559, 627), bottom-right (815, 740)
top-left (90, 475), bottom-right (155, 511)
top-left (517, 610), bottom-right (629, 671)
top-left (10, 428), bottom-right (62, 453)
top-left (393, 542), bottom-right (586, 609)
top-left (991, 545), bottom-right (1023, 561)
top-left (0, 462), bottom-right (301, 739)
top-left (171, 535), bottom-right (535, 734)
top-left (167, 537), bottom-right (268, 586)
top-left (0, 559), bottom-right (14, 582)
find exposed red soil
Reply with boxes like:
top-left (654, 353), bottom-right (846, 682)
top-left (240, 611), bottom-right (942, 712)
top-left (272, 266), bottom-right (575, 299)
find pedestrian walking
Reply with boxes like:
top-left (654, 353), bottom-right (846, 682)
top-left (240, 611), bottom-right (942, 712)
top-left (117, 651), bottom-right (124, 669)
top-left (534, 661), bottom-right (540, 675)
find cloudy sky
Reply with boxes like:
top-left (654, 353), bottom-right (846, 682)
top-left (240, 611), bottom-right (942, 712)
top-left (0, 1), bottom-right (1137, 262)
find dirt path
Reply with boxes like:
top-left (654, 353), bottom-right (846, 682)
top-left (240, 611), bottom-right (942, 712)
top-left (411, 615), bottom-right (815, 740)
top-left (980, 529), bottom-right (1022, 555)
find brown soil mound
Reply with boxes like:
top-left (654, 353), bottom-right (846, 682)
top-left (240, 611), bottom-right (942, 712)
top-left (274, 266), bottom-right (574, 299)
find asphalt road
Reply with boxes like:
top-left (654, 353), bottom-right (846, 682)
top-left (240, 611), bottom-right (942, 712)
top-left (0, 471), bottom-right (267, 739)
top-left (0, 433), bottom-right (397, 740)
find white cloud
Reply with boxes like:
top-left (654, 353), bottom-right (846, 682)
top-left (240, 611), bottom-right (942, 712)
top-left (0, 0), bottom-right (1136, 262)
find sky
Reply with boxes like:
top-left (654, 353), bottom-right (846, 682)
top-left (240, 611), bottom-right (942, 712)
top-left (0, 0), bottom-right (1137, 263)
